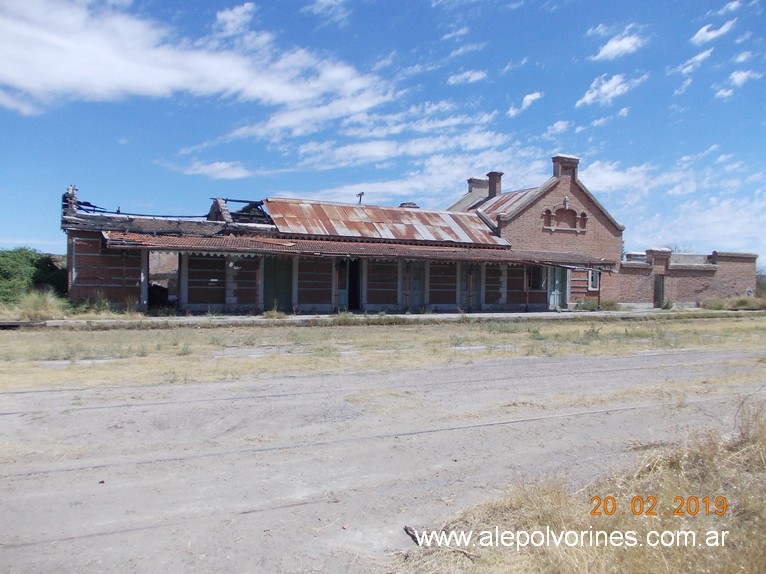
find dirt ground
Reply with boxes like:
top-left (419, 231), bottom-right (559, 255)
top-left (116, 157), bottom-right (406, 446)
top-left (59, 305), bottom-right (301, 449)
top-left (1, 340), bottom-right (765, 573)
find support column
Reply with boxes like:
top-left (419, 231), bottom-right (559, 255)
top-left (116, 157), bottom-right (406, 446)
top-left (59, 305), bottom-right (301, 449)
top-left (139, 249), bottom-right (149, 312)
top-left (500, 264), bottom-right (507, 305)
top-left (179, 253), bottom-right (189, 309)
top-left (405, 262), bottom-right (411, 312)
top-left (480, 263), bottom-right (486, 308)
top-left (524, 264), bottom-right (529, 311)
top-left (456, 262), bottom-right (462, 308)
top-left (225, 256), bottom-right (237, 312)
top-left (257, 256), bottom-right (265, 312)
top-left (292, 256), bottom-right (299, 311)
top-left (332, 259), bottom-right (338, 312)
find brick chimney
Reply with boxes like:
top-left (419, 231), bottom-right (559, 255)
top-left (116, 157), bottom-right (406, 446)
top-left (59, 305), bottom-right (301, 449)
top-left (552, 154), bottom-right (580, 178)
top-left (467, 177), bottom-right (488, 195)
top-left (487, 171), bottom-right (503, 198)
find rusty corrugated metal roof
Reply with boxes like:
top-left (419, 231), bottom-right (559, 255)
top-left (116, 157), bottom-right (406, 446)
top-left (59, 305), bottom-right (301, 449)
top-left (104, 231), bottom-right (613, 267)
top-left (264, 198), bottom-right (508, 246)
top-left (475, 187), bottom-right (539, 220)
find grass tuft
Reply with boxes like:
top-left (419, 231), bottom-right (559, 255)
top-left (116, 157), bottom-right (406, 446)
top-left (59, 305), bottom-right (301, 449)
top-left (17, 289), bottom-right (69, 320)
top-left (392, 401), bottom-right (766, 574)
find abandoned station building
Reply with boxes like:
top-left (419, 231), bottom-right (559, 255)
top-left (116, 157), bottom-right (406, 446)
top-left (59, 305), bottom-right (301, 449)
top-left (61, 154), bottom-right (757, 313)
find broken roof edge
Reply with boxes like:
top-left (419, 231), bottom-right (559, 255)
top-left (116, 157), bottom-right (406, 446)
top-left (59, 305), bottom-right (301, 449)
top-left (103, 230), bottom-right (612, 268)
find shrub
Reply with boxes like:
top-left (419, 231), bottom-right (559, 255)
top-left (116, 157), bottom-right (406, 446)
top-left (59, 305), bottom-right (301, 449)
top-left (80, 290), bottom-right (112, 313)
top-left (576, 298), bottom-right (599, 311)
top-left (17, 288), bottom-right (69, 320)
top-left (263, 308), bottom-right (286, 319)
top-left (701, 297), bottom-right (726, 310)
top-left (727, 296), bottom-right (764, 310)
top-left (332, 311), bottom-right (356, 326)
top-left (599, 298), bottom-right (620, 311)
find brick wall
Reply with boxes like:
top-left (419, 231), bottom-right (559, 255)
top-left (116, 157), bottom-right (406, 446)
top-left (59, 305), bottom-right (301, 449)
top-left (497, 170), bottom-right (623, 302)
top-left (367, 261), bottom-right (398, 305)
top-left (708, 252), bottom-right (758, 298)
top-left (297, 258), bottom-right (333, 305)
top-left (618, 250), bottom-right (758, 307)
top-left (67, 231), bottom-right (143, 308)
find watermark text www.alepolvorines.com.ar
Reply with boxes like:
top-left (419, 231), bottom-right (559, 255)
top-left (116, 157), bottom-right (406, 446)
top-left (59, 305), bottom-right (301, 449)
top-left (409, 525), bottom-right (730, 551)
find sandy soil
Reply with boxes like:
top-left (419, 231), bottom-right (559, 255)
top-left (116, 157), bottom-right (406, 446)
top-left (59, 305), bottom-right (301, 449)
top-left (1, 348), bottom-right (764, 573)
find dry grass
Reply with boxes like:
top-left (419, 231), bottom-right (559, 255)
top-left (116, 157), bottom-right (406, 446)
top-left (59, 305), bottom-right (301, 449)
top-left (390, 400), bottom-right (766, 574)
top-left (0, 316), bottom-right (764, 390)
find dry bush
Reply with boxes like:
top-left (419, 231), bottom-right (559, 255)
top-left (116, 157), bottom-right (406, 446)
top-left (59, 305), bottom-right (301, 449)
top-left (17, 289), bottom-right (69, 320)
top-left (391, 401), bottom-right (766, 574)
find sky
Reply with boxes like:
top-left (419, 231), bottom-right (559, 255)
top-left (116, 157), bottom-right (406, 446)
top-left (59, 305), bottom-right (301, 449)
top-left (1, 0), bottom-right (764, 263)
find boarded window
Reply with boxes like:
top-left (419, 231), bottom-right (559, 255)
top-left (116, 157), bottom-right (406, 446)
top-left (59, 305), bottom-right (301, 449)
top-left (429, 262), bottom-right (457, 304)
top-left (298, 258), bottom-right (332, 304)
top-left (367, 261), bottom-right (398, 304)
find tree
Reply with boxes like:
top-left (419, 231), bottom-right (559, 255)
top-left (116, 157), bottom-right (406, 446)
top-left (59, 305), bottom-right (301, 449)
top-left (662, 242), bottom-right (695, 253)
top-left (0, 248), bottom-right (67, 304)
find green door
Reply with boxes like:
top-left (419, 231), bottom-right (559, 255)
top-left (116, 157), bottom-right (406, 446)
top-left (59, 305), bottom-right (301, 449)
top-left (458, 264), bottom-right (480, 311)
top-left (263, 257), bottom-right (292, 312)
top-left (654, 275), bottom-right (665, 308)
top-left (548, 267), bottom-right (567, 310)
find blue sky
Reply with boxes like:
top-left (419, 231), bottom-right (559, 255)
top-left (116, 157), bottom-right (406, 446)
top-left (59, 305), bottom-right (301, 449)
top-left (1, 0), bottom-right (764, 262)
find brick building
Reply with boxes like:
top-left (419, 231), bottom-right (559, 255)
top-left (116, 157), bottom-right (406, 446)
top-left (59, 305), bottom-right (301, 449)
top-left (60, 154), bottom-right (757, 313)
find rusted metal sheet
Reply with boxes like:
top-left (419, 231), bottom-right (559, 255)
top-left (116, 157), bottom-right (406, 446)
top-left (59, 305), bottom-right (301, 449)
top-left (264, 198), bottom-right (508, 246)
top-left (104, 231), bottom-right (614, 267)
top-left (476, 188), bottom-right (538, 220)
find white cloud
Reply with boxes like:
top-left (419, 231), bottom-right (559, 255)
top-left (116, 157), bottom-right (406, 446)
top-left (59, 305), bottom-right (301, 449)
top-left (544, 120), bottom-right (571, 137)
top-left (214, 3), bottom-right (256, 37)
top-left (716, 1), bottom-right (742, 15)
top-left (715, 88), bottom-right (734, 99)
top-left (297, 128), bottom-right (510, 170)
top-left (586, 24), bottom-right (613, 37)
top-left (669, 48), bottom-right (714, 76)
top-left (677, 145), bottom-right (719, 167)
top-left (301, 0), bottom-right (351, 27)
top-left (691, 18), bottom-right (737, 45)
top-left (298, 142), bottom-right (550, 209)
top-left (670, 193), bottom-right (766, 254)
top-left (442, 26), bottom-right (469, 40)
top-left (447, 70), bottom-right (487, 84)
top-left (730, 69), bottom-right (763, 87)
top-left (576, 73), bottom-right (649, 107)
top-left (580, 160), bottom-right (656, 196)
top-left (502, 57), bottom-right (529, 73)
top-left (0, 0), bottom-right (385, 116)
top-left (590, 27), bottom-right (647, 61)
top-left (507, 91), bottom-right (543, 117)
top-left (181, 160), bottom-right (254, 179)
top-left (733, 51), bottom-right (752, 63)
top-left (339, 104), bottom-right (492, 139)
top-left (0, 88), bottom-right (41, 115)
top-left (449, 43), bottom-right (486, 57)
top-left (674, 77), bottom-right (693, 95)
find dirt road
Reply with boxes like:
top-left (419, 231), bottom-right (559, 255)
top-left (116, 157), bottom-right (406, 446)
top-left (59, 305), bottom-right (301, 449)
top-left (1, 348), bottom-right (763, 573)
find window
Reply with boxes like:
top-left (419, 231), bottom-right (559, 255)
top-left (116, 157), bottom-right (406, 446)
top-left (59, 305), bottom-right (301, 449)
top-left (588, 269), bottom-right (600, 291)
top-left (528, 265), bottom-right (546, 290)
